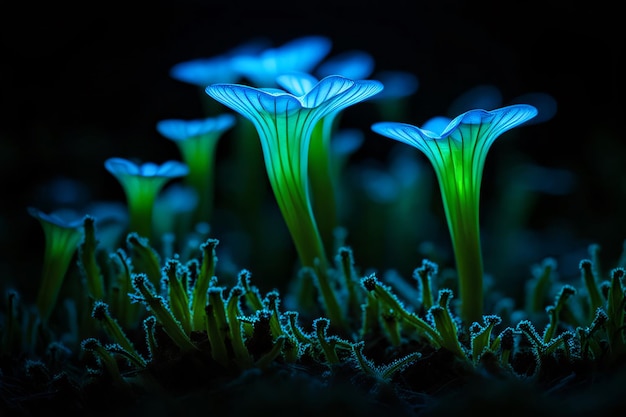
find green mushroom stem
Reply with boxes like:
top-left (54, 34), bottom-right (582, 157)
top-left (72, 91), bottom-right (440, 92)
top-left (156, 114), bottom-right (236, 226)
top-left (372, 104), bottom-right (538, 324)
top-left (206, 75), bottom-right (383, 333)
top-left (438, 169), bottom-right (484, 324)
top-left (28, 207), bottom-right (85, 323)
top-left (104, 158), bottom-right (189, 241)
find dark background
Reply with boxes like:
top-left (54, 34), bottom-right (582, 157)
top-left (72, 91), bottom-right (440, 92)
top-left (1, 0), bottom-right (624, 298)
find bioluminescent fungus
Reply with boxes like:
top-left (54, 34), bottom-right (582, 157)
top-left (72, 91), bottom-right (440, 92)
top-left (104, 158), bottom-right (189, 240)
top-left (170, 37), bottom-right (331, 248)
top-left (27, 207), bottom-right (85, 322)
top-left (6, 32), bottom-right (626, 417)
top-left (206, 75), bottom-right (383, 331)
top-left (292, 51), bottom-right (373, 246)
top-left (156, 113), bottom-right (236, 226)
top-left (276, 71), bottom-right (383, 252)
top-left (372, 104), bottom-right (538, 323)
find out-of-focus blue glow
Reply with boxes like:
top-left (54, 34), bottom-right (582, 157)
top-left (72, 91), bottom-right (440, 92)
top-left (155, 114), bottom-right (236, 141)
top-left (422, 116), bottom-right (451, 136)
top-left (230, 35), bottom-right (332, 87)
top-left (170, 56), bottom-right (239, 87)
top-left (447, 84), bottom-right (503, 116)
top-left (104, 158), bottom-right (189, 179)
top-left (156, 183), bottom-right (198, 212)
top-left (447, 85), bottom-right (557, 126)
top-left (358, 165), bottom-right (399, 203)
top-left (331, 128), bottom-right (364, 156)
top-left (84, 200), bottom-right (129, 250)
top-left (153, 183), bottom-right (199, 245)
top-left (169, 37), bottom-right (271, 87)
top-left (274, 71), bottom-right (319, 96)
top-left (33, 176), bottom-right (91, 208)
top-left (316, 50), bottom-right (375, 79)
top-left (387, 147), bottom-right (426, 188)
top-left (510, 92), bottom-right (557, 125)
top-left (374, 70), bottom-right (419, 100)
top-left (27, 207), bottom-right (84, 229)
top-left (514, 164), bottom-right (575, 195)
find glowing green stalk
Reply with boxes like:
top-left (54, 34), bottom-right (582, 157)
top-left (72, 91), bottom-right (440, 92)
top-left (372, 104), bottom-right (537, 323)
top-left (156, 114), bottom-right (236, 225)
top-left (168, 37), bottom-right (331, 249)
top-left (105, 158), bottom-right (189, 240)
top-left (308, 115), bottom-right (340, 249)
top-left (206, 75), bottom-right (383, 331)
top-left (275, 72), bottom-right (365, 252)
top-left (28, 207), bottom-right (84, 323)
